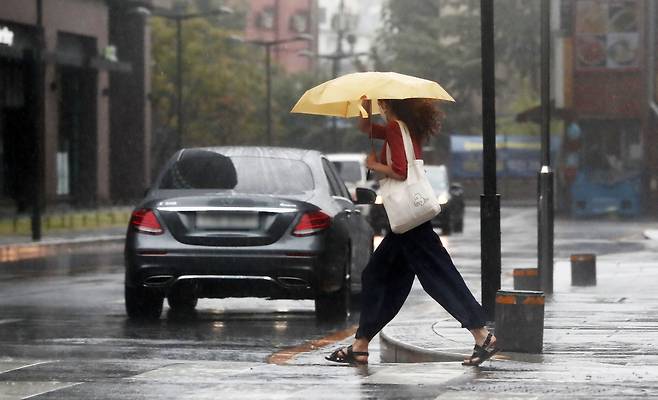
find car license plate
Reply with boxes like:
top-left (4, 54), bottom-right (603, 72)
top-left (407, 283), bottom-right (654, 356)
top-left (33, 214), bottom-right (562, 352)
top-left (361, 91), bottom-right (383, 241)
top-left (196, 212), bottom-right (259, 230)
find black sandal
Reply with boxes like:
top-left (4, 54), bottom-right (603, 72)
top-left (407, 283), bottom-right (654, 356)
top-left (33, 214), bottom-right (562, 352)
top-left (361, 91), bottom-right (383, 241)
top-left (462, 333), bottom-right (500, 366)
top-left (325, 345), bottom-right (369, 365)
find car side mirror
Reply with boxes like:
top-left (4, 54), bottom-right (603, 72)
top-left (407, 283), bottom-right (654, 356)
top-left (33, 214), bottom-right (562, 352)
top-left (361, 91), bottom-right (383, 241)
top-left (355, 187), bottom-right (377, 204)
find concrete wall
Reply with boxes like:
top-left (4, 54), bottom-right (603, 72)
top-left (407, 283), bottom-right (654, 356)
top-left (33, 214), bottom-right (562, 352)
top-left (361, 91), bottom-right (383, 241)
top-left (0, 0), bottom-right (110, 205)
top-left (109, 3), bottom-right (152, 201)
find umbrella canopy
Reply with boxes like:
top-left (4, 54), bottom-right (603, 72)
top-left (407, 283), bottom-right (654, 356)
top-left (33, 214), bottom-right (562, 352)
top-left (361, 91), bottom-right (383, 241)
top-left (291, 71), bottom-right (455, 118)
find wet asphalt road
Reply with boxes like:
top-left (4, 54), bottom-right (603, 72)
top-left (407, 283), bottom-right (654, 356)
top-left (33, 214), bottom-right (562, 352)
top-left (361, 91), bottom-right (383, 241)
top-left (0, 207), bottom-right (655, 399)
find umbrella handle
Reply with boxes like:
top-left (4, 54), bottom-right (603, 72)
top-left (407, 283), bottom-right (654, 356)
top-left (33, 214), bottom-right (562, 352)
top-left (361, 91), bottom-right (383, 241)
top-left (358, 98), bottom-right (375, 179)
top-left (367, 118), bottom-right (375, 179)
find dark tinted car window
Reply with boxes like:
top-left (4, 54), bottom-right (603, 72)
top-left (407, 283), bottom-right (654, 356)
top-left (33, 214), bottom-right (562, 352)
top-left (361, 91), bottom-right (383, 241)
top-left (159, 151), bottom-right (314, 194)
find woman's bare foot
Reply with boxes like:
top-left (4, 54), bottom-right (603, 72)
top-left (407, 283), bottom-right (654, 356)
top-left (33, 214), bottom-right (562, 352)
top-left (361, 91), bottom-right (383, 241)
top-left (463, 329), bottom-right (499, 366)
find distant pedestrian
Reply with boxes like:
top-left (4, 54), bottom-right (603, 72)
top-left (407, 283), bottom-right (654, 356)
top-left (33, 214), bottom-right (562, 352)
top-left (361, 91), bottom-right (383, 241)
top-left (325, 98), bottom-right (500, 367)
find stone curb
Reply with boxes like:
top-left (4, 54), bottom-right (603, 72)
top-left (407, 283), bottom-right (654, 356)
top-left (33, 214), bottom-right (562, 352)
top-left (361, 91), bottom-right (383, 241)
top-left (379, 329), bottom-right (468, 363)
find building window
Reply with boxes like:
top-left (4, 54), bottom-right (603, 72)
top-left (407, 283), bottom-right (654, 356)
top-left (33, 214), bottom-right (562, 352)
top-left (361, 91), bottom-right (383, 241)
top-left (290, 12), bottom-right (309, 33)
top-left (257, 8), bottom-right (275, 30)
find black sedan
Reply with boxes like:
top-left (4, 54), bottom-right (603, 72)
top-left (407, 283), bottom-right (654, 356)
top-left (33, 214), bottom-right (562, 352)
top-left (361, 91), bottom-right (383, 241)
top-left (124, 147), bottom-right (375, 320)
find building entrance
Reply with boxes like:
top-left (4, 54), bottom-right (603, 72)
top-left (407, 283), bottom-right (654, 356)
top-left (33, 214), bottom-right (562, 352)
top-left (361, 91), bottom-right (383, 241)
top-left (0, 57), bottom-right (36, 214)
top-left (57, 65), bottom-right (97, 205)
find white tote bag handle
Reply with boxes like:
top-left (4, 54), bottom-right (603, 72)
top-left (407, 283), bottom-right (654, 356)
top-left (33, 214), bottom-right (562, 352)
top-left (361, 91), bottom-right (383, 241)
top-left (381, 120), bottom-right (441, 233)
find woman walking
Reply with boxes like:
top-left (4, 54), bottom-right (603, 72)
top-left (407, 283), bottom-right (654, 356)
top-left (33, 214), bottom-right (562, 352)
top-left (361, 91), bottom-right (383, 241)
top-left (326, 98), bottom-right (499, 367)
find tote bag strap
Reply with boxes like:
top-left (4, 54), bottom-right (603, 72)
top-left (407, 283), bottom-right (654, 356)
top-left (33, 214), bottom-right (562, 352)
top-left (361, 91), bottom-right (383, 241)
top-left (386, 120), bottom-right (417, 166)
top-left (396, 120), bottom-right (417, 163)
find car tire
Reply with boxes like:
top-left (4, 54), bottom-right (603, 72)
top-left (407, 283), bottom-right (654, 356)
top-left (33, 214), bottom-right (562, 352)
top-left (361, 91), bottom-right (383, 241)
top-left (125, 285), bottom-right (164, 320)
top-left (315, 248), bottom-right (351, 321)
top-left (167, 291), bottom-right (198, 312)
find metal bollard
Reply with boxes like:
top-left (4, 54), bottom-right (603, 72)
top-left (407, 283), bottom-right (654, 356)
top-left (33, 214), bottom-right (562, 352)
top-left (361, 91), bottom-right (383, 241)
top-left (495, 290), bottom-right (544, 353)
top-left (571, 253), bottom-right (596, 286)
top-left (513, 268), bottom-right (540, 291)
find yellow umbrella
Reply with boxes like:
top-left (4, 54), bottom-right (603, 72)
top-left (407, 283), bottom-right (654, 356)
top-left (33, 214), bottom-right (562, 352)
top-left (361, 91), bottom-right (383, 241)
top-left (291, 71), bottom-right (454, 118)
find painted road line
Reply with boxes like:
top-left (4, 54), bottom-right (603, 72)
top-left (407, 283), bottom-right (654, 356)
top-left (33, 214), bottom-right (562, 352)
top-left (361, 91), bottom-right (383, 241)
top-left (267, 325), bottom-right (358, 365)
top-left (0, 319), bottom-right (21, 326)
top-left (19, 382), bottom-right (82, 399)
top-left (0, 361), bottom-right (51, 375)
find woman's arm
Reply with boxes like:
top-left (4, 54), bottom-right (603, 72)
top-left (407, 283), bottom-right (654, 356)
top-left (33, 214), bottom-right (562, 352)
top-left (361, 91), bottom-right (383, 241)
top-left (358, 119), bottom-right (387, 139)
top-left (366, 151), bottom-right (404, 181)
top-left (357, 99), bottom-right (386, 139)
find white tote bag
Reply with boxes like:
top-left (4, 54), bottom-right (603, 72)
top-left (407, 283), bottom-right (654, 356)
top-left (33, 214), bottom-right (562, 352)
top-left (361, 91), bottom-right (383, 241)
top-left (380, 120), bottom-right (441, 234)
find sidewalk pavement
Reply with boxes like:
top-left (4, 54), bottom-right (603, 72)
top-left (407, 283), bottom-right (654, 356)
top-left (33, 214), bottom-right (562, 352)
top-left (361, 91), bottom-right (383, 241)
top-left (0, 227), bottom-right (125, 262)
top-left (379, 249), bottom-right (658, 376)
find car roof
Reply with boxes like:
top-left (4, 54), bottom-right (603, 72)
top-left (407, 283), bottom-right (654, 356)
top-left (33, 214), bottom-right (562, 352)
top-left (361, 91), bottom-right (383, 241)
top-left (425, 164), bottom-right (447, 171)
top-left (180, 146), bottom-right (321, 161)
top-left (326, 153), bottom-right (366, 162)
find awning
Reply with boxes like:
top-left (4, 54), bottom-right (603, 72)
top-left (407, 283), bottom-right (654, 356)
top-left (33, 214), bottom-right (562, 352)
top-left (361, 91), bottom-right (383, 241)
top-left (515, 100), bottom-right (571, 123)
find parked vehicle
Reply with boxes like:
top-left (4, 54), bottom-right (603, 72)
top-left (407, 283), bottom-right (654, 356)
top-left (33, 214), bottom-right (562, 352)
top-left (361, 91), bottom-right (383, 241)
top-left (125, 147), bottom-right (376, 321)
top-left (425, 165), bottom-right (465, 235)
top-left (326, 153), bottom-right (371, 198)
top-left (570, 171), bottom-right (642, 218)
top-left (327, 153), bottom-right (388, 234)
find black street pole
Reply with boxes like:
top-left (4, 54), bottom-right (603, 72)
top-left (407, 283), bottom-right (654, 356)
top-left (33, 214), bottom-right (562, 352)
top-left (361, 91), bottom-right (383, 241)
top-left (538, 0), bottom-right (554, 295)
top-left (245, 35), bottom-right (312, 145)
top-left (175, 17), bottom-right (183, 150)
top-left (31, 0), bottom-right (44, 241)
top-left (265, 43), bottom-right (272, 146)
top-left (480, 0), bottom-right (501, 321)
top-left (150, 8), bottom-right (232, 151)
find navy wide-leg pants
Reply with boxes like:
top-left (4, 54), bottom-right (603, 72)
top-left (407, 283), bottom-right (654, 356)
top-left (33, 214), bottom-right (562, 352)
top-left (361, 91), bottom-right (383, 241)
top-left (355, 221), bottom-right (487, 341)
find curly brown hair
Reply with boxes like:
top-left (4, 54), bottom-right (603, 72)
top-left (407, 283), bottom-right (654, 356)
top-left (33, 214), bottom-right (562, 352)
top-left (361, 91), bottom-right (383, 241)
top-left (380, 98), bottom-right (444, 143)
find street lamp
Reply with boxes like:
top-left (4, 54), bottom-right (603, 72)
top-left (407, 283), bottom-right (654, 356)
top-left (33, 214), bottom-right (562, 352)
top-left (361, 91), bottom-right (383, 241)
top-left (139, 6), bottom-right (233, 150)
top-left (298, 49), bottom-right (369, 77)
top-left (298, 49), bottom-right (368, 136)
top-left (241, 34), bottom-right (313, 146)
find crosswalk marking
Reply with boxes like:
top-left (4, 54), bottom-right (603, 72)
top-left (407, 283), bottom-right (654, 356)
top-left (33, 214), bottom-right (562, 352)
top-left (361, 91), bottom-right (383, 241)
top-left (0, 361), bottom-right (51, 375)
top-left (0, 381), bottom-right (82, 400)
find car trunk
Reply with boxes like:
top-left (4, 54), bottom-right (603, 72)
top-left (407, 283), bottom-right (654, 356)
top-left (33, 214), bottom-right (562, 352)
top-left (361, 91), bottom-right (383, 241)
top-left (155, 194), bottom-right (308, 247)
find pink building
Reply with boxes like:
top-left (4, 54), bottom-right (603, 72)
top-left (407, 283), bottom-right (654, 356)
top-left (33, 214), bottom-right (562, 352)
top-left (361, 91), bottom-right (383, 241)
top-left (244, 0), bottom-right (318, 73)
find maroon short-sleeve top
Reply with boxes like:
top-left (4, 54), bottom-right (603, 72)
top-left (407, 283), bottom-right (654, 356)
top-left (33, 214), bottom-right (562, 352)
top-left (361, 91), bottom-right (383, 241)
top-left (371, 120), bottom-right (422, 180)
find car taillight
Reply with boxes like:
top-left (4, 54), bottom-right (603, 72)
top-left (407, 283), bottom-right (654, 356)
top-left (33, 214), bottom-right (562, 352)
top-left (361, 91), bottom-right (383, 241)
top-left (130, 209), bottom-right (164, 235)
top-left (293, 211), bottom-right (331, 237)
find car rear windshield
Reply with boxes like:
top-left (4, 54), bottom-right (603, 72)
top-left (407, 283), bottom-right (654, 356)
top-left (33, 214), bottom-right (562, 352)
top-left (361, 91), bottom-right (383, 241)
top-left (332, 161), bottom-right (362, 183)
top-left (158, 152), bottom-right (315, 195)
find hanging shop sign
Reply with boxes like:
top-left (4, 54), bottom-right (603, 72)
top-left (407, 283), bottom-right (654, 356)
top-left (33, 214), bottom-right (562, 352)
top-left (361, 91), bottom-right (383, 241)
top-left (0, 26), bottom-right (15, 46)
top-left (574, 0), bottom-right (641, 70)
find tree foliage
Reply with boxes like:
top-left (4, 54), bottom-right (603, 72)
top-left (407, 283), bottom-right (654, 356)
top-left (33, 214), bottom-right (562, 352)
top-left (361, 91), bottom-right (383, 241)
top-left (150, 1), bottom-right (352, 173)
top-left (375, 0), bottom-right (542, 136)
top-left (150, 13), bottom-right (266, 172)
